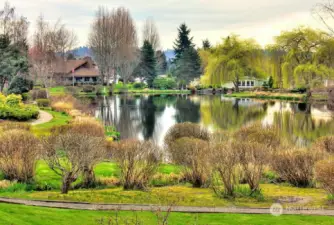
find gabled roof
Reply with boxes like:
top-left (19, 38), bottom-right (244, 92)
top-left (54, 58), bottom-right (88, 74)
top-left (65, 68), bottom-right (100, 77)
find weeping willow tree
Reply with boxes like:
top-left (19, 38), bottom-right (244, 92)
top-left (265, 45), bottom-right (285, 90)
top-left (202, 35), bottom-right (265, 92)
top-left (273, 27), bottom-right (334, 95)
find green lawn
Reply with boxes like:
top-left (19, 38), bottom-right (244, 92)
top-left (0, 203), bottom-right (332, 225)
top-left (31, 110), bottom-right (72, 136)
top-left (48, 86), bottom-right (66, 95)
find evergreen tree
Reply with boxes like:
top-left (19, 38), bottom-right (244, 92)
top-left (174, 47), bottom-right (201, 88)
top-left (0, 34), bottom-right (29, 91)
top-left (173, 23), bottom-right (194, 60)
top-left (137, 40), bottom-right (157, 87)
top-left (156, 50), bottom-right (167, 75)
top-left (202, 39), bottom-right (211, 50)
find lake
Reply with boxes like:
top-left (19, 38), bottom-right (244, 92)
top-left (94, 94), bottom-right (334, 146)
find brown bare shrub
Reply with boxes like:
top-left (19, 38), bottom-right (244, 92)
top-left (233, 141), bottom-right (269, 192)
top-left (211, 141), bottom-right (240, 198)
top-left (234, 124), bottom-right (281, 151)
top-left (50, 94), bottom-right (76, 113)
top-left (164, 123), bottom-right (209, 149)
top-left (111, 139), bottom-right (161, 190)
top-left (169, 137), bottom-right (211, 187)
top-left (0, 121), bottom-right (31, 131)
top-left (42, 132), bottom-right (105, 194)
top-left (272, 148), bottom-right (324, 187)
top-left (312, 136), bottom-right (334, 154)
top-left (0, 130), bottom-right (40, 182)
top-left (315, 159), bottom-right (334, 199)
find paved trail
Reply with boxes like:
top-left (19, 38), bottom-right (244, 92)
top-left (30, 110), bottom-right (53, 125)
top-left (0, 198), bottom-right (333, 216)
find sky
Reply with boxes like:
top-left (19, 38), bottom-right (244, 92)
top-left (1, 0), bottom-right (329, 49)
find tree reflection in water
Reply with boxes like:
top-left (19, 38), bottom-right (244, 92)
top-left (95, 95), bottom-right (334, 147)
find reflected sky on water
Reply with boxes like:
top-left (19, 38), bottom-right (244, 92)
top-left (94, 94), bottom-right (334, 146)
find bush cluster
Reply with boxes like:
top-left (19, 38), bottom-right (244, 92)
top-left (153, 77), bottom-right (177, 90)
top-left (7, 76), bottom-right (34, 95)
top-left (50, 94), bottom-right (76, 113)
top-left (0, 94), bottom-right (39, 121)
top-left (272, 148), bottom-right (323, 187)
top-left (36, 99), bottom-right (50, 107)
top-left (132, 82), bottom-right (146, 89)
top-left (110, 140), bottom-right (161, 190)
top-left (31, 89), bottom-right (48, 100)
top-left (0, 130), bottom-right (40, 182)
top-left (315, 160), bottom-right (334, 200)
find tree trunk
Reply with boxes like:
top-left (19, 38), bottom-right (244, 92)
top-left (82, 166), bottom-right (96, 188)
top-left (306, 88), bottom-right (312, 101)
top-left (61, 173), bottom-right (75, 194)
top-left (61, 177), bottom-right (72, 194)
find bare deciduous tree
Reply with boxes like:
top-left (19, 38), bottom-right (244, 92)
top-left (314, 1), bottom-right (334, 35)
top-left (30, 15), bottom-right (77, 89)
top-left (89, 6), bottom-right (138, 85)
top-left (142, 18), bottom-right (160, 51)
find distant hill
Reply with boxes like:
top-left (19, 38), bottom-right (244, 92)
top-left (70, 46), bottom-right (92, 58)
top-left (68, 47), bottom-right (175, 61)
top-left (164, 49), bottom-right (175, 61)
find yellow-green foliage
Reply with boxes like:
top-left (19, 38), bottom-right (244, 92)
top-left (0, 93), bottom-right (39, 121)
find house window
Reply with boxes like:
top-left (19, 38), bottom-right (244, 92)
top-left (242, 81), bottom-right (245, 87)
top-left (85, 77), bottom-right (90, 82)
top-left (251, 81), bottom-right (254, 86)
top-left (238, 81), bottom-right (241, 86)
top-left (247, 81), bottom-right (250, 86)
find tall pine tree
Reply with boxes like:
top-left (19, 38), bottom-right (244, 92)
top-left (173, 23), bottom-right (194, 60)
top-left (156, 50), bottom-right (167, 75)
top-left (138, 40), bottom-right (157, 87)
top-left (202, 39), bottom-right (211, 50)
top-left (175, 47), bottom-right (201, 88)
top-left (173, 24), bottom-right (201, 86)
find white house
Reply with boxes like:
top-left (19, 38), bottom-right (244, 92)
top-left (222, 77), bottom-right (266, 89)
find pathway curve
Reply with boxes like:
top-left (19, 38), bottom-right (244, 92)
top-left (30, 110), bottom-right (53, 126)
top-left (0, 197), bottom-right (333, 216)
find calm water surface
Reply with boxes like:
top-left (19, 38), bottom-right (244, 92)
top-left (94, 95), bottom-right (334, 146)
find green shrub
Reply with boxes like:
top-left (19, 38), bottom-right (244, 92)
top-left (114, 82), bottom-right (124, 89)
top-left (5, 94), bottom-right (22, 107)
top-left (153, 77), bottom-right (177, 89)
top-left (0, 94), bottom-right (39, 121)
top-left (21, 93), bottom-right (31, 101)
top-left (7, 76), bottom-right (34, 95)
top-left (133, 82), bottom-right (146, 89)
top-left (37, 99), bottom-right (50, 107)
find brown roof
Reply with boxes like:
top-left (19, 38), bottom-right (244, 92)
top-left (65, 68), bottom-right (100, 77)
top-left (53, 57), bottom-right (100, 77)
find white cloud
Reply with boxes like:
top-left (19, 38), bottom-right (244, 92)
top-left (1, 0), bottom-right (326, 49)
